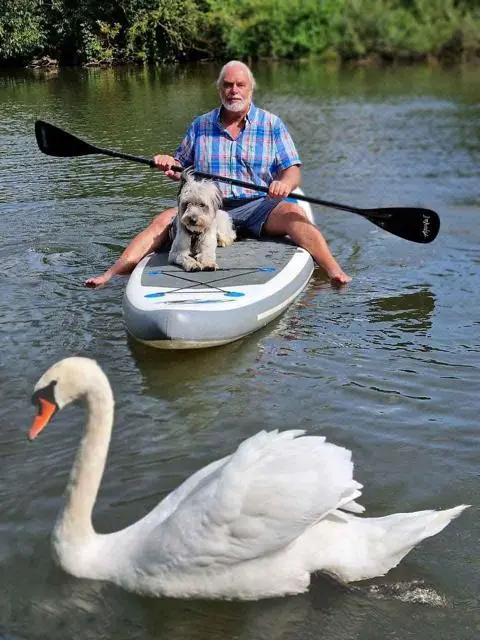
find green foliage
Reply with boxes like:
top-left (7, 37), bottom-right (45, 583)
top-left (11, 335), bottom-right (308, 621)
top-left (0, 0), bottom-right (478, 66)
top-left (83, 21), bottom-right (122, 64)
top-left (41, 0), bottom-right (125, 65)
top-left (336, 0), bottom-right (480, 58)
top-left (197, 0), bottom-right (480, 61)
top-left (0, 0), bottom-right (45, 61)
top-left (202, 0), bottom-right (343, 58)
top-left (125, 1), bottom-right (200, 63)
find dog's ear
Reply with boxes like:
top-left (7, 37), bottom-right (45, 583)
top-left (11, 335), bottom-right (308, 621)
top-left (177, 166), bottom-right (195, 199)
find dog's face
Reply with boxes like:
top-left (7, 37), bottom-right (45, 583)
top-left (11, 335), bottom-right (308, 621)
top-left (178, 173), bottom-right (223, 234)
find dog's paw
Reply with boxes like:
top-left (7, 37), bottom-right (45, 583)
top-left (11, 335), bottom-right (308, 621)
top-left (175, 256), bottom-right (202, 271)
top-left (185, 259), bottom-right (203, 271)
top-left (195, 254), bottom-right (218, 271)
top-left (216, 210), bottom-right (236, 247)
top-left (216, 236), bottom-right (234, 248)
top-left (200, 261), bottom-right (218, 271)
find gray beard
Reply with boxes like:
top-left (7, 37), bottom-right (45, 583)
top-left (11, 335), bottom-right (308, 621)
top-left (221, 98), bottom-right (248, 113)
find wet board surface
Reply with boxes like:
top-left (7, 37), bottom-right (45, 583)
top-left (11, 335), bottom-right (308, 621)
top-left (140, 237), bottom-right (299, 289)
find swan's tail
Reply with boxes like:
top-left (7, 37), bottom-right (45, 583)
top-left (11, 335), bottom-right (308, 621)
top-left (313, 504), bottom-right (469, 583)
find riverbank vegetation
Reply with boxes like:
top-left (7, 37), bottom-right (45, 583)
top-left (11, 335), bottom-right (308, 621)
top-left (1, 0), bottom-right (479, 68)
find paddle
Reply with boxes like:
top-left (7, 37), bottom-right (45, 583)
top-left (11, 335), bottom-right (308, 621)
top-left (34, 120), bottom-right (440, 244)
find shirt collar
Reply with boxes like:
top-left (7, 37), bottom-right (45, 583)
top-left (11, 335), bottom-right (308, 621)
top-left (246, 102), bottom-right (256, 122)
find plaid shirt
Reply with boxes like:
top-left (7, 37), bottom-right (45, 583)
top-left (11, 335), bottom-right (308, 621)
top-left (174, 103), bottom-right (301, 198)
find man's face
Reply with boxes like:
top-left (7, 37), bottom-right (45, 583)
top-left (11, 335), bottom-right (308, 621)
top-left (219, 67), bottom-right (252, 113)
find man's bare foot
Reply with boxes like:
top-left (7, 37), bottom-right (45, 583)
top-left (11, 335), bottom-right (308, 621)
top-left (84, 273), bottom-right (112, 288)
top-left (329, 271), bottom-right (352, 286)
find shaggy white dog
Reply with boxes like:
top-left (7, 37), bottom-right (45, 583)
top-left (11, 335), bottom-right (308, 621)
top-left (168, 170), bottom-right (236, 272)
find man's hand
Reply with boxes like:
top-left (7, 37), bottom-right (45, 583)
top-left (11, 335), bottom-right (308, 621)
top-left (268, 180), bottom-right (292, 199)
top-left (153, 154), bottom-right (181, 180)
top-left (268, 165), bottom-right (301, 199)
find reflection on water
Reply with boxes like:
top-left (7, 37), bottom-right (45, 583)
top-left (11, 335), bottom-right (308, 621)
top-left (127, 328), bottom-right (266, 398)
top-left (367, 288), bottom-right (435, 333)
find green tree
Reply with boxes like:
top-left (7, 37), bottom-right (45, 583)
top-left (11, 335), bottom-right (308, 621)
top-left (0, 0), bottom-right (45, 63)
top-left (126, 0), bottom-right (201, 63)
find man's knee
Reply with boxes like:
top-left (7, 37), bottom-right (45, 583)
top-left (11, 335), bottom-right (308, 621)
top-left (266, 203), bottom-right (309, 234)
top-left (149, 207), bottom-right (177, 232)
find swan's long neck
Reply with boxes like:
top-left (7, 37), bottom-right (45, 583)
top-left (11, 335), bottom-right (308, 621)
top-left (54, 380), bottom-right (114, 545)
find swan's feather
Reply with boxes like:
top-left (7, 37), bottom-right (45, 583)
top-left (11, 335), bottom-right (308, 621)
top-left (137, 430), bottom-right (363, 572)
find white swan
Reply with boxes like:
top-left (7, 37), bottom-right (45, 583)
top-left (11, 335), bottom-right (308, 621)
top-left (29, 357), bottom-right (468, 600)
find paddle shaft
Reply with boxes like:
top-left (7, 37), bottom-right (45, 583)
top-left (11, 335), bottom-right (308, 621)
top-left (91, 145), bottom-right (157, 168)
top-left (172, 167), bottom-right (376, 217)
top-left (69, 144), bottom-right (372, 217)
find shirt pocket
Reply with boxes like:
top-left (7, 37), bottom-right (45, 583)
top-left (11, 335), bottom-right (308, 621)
top-left (236, 135), bottom-right (272, 183)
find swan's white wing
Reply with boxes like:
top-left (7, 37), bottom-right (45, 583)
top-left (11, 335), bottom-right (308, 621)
top-left (137, 430), bottom-right (363, 572)
top-left (130, 455), bottom-right (231, 532)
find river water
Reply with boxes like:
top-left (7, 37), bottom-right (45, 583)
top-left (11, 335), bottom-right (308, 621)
top-left (0, 61), bottom-right (478, 639)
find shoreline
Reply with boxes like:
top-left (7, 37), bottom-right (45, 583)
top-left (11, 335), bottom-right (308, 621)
top-left (9, 50), bottom-right (479, 73)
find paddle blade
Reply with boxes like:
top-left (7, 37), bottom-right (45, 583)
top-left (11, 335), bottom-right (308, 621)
top-left (35, 120), bottom-right (98, 158)
top-left (365, 207), bottom-right (440, 244)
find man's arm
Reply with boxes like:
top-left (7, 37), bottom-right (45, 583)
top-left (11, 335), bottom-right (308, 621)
top-left (268, 164), bottom-right (301, 199)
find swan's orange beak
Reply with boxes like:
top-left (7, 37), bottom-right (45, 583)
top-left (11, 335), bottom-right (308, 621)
top-left (29, 397), bottom-right (57, 440)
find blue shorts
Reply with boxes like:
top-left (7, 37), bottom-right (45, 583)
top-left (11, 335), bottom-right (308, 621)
top-left (222, 196), bottom-right (283, 238)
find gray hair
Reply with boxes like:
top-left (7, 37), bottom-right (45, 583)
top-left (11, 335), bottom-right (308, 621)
top-left (216, 60), bottom-right (256, 91)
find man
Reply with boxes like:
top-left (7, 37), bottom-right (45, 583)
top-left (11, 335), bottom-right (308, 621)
top-left (85, 60), bottom-right (351, 288)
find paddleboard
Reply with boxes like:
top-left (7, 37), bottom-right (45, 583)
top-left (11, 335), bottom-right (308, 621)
top-left (123, 193), bottom-right (315, 349)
